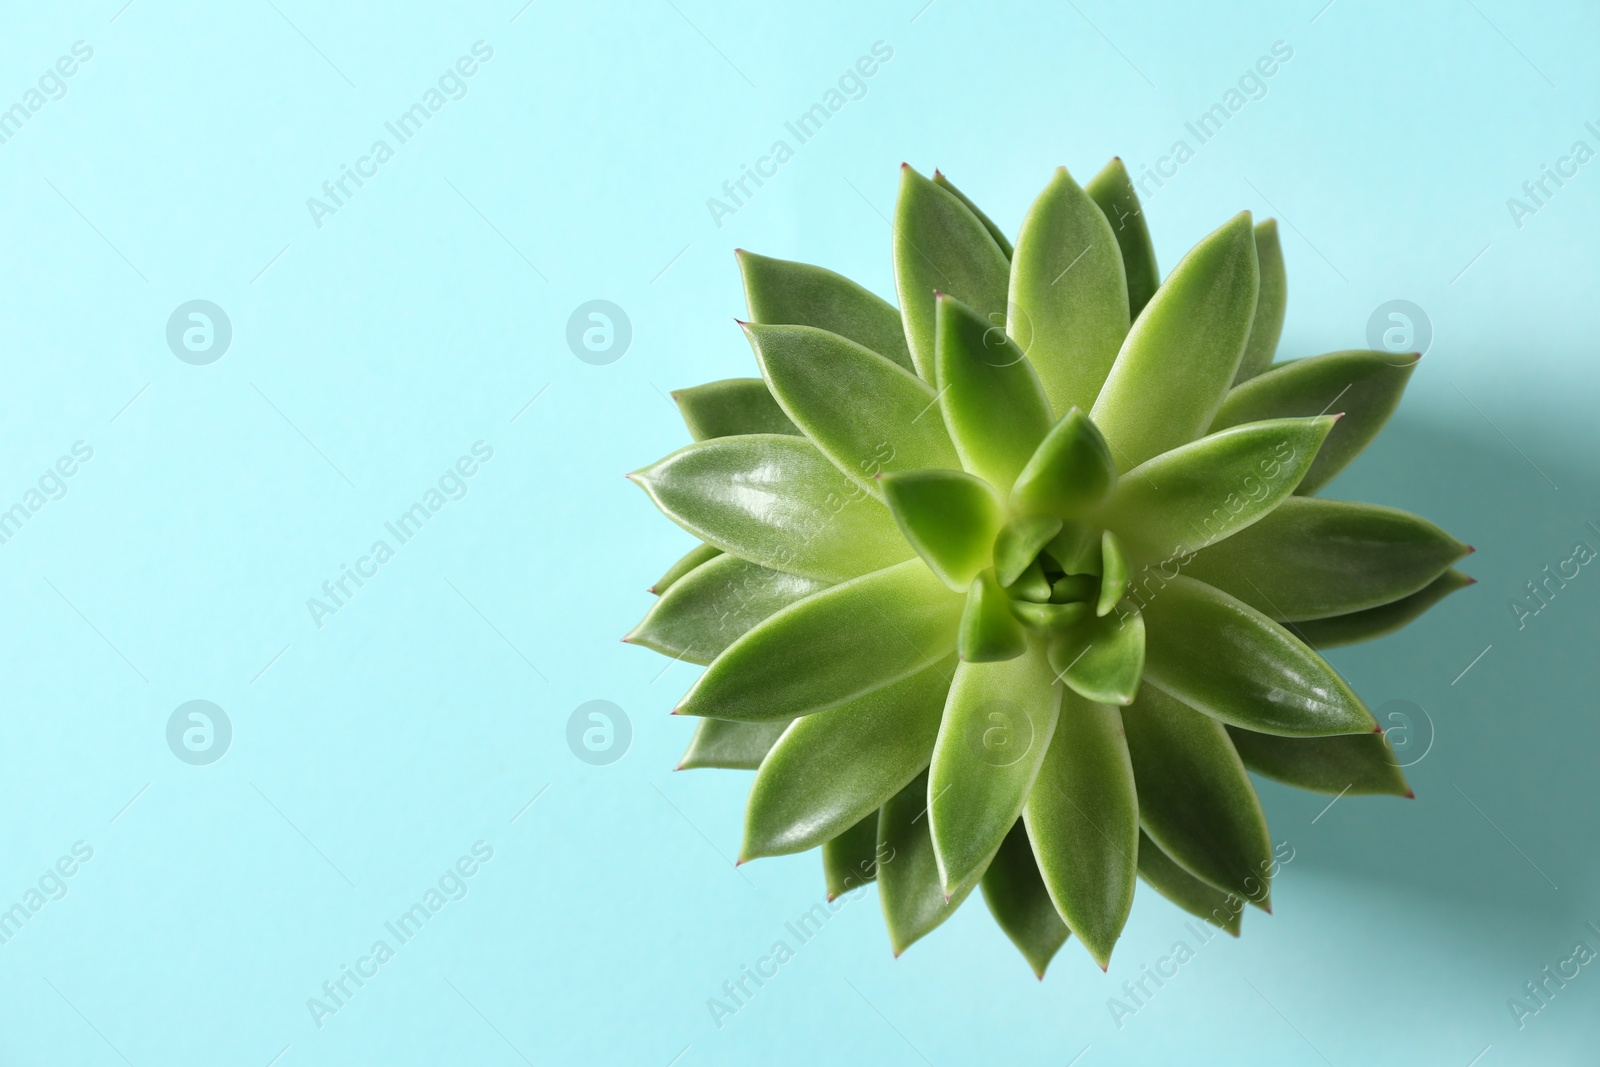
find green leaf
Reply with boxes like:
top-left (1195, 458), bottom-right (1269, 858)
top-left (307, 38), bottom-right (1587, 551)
top-left (673, 378), bottom-right (799, 440)
top-left (1050, 574), bottom-right (1100, 604)
top-left (1226, 726), bottom-right (1411, 797)
top-left (1045, 520), bottom-right (1102, 575)
top-left (1091, 212), bottom-right (1260, 470)
top-left (1097, 531), bottom-right (1129, 616)
top-left (935, 292), bottom-right (1055, 493)
top-left (1141, 576), bottom-right (1377, 736)
top-left (1212, 349), bottom-right (1421, 495)
top-left (677, 559), bottom-right (962, 722)
top-left (1122, 685), bottom-right (1273, 909)
top-left (980, 820), bottom-right (1071, 977)
top-left (1046, 609), bottom-right (1145, 706)
top-left (1101, 416), bottom-right (1335, 562)
top-left (929, 639), bottom-right (1062, 893)
top-left (880, 468), bottom-right (1004, 591)
top-left (1085, 158), bottom-right (1159, 320)
top-left (1008, 167), bottom-right (1130, 416)
top-left (737, 249), bottom-right (916, 372)
top-left (895, 165), bottom-right (1011, 382)
top-left (650, 542), bottom-right (721, 595)
top-left (627, 553), bottom-right (831, 665)
top-left (1024, 688), bottom-right (1138, 969)
top-left (630, 435), bottom-right (912, 583)
top-left (1234, 219), bottom-right (1286, 383)
top-left (959, 570), bottom-right (1028, 662)
top-left (878, 770), bottom-right (989, 956)
top-left (933, 170), bottom-right (1013, 257)
top-left (1292, 569), bottom-right (1474, 649)
top-left (678, 718), bottom-right (790, 771)
top-left (1007, 559), bottom-right (1053, 603)
top-left (824, 812), bottom-right (885, 900)
top-left (742, 322), bottom-right (961, 498)
top-left (994, 515), bottom-right (1063, 587)
top-left (1010, 408), bottom-right (1117, 518)
top-left (1136, 830), bottom-right (1242, 935)
top-left (1011, 600), bottom-right (1091, 633)
top-left (741, 658), bottom-right (952, 859)
top-left (1181, 497), bottom-right (1472, 621)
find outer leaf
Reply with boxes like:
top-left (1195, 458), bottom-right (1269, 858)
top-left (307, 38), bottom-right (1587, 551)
top-left (650, 542), bottom-right (721, 595)
top-left (1046, 609), bottom-right (1144, 706)
top-left (1010, 408), bottom-right (1117, 518)
top-left (824, 812), bottom-right (884, 900)
top-left (935, 292), bottom-right (1055, 493)
top-left (1008, 167), bottom-right (1130, 416)
top-left (933, 170), bottom-right (1013, 257)
top-left (673, 378), bottom-right (799, 440)
top-left (1293, 569), bottom-right (1474, 649)
top-left (1122, 685), bottom-right (1274, 909)
top-left (630, 435), bottom-right (912, 582)
top-left (1234, 220), bottom-right (1286, 382)
top-left (1091, 212), bottom-right (1259, 470)
top-left (1101, 416), bottom-right (1335, 562)
top-left (993, 515), bottom-right (1063, 587)
top-left (627, 553), bottom-right (830, 665)
top-left (1024, 688), bottom-right (1138, 969)
top-left (929, 639), bottom-right (1062, 893)
top-left (959, 570), bottom-right (1027, 663)
top-left (678, 718), bottom-right (789, 771)
top-left (880, 469), bottom-right (1004, 591)
top-left (1085, 158), bottom-right (1159, 320)
top-left (1226, 726), bottom-right (1411, 797)
top-left (1212, 349), bottom-right (1420, 495)
top-left (677, 559), bottom-right (962, 722)
top-left (737, 249), bottom-right (915, 372)
top-left (1140, 575), bottom-right (1377, 736)
top-left (1097, 530), bottom-right (1129, 616)
top-left (894, 165), bottom-right (1011, 382)
top-left (878, 770), bottom-right (989, 956)
top-left (1136, 830), bottom-right (1242, 935)
top-left (1181, 497), bottom-right (1472, 620)
top-left (981, 820), bottom-right (1071, 977)
top-left (743, 322), bottom-right (960, 497)
top-left (741, 659), bottom-right (952, 859)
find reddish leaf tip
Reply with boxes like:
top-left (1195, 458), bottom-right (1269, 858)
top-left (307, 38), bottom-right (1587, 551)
top-left (1465, 576), bottom-right (1479, 586)
top-left (1464, 544), bottom-right (1477, 555)
top-left (933, 168), bottom-right (944, 178)
top-left (1329, 411), bottom-right (1346, 422)
top-left (1404, 789), bottom-right (1416, 799)
top-left (900, 161), bottom-right (910, 170)
top-left (1372, 723), bottom-right (1384, 733)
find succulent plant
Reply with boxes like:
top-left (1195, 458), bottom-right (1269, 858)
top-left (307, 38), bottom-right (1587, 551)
top-left (626, 160), bottom-right (1471, 975)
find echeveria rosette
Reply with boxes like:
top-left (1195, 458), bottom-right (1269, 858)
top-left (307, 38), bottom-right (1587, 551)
top-left (626, 160), bottom-right (1472, 976)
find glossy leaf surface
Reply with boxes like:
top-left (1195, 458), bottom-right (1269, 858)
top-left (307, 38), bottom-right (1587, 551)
top-left (934, 170), bottom-right (1013, 257)
top-left (627, 553), bottom-right (830, 665)
top-left (1098, 531), bottom-right (1129, 616)
top-left (823, 812), bottom-right (884, 900)
top-left (737, 249), bottom-right (915, 372)
top-left (673, 378), bottom-right (799, 440)
top-left (677, 559), bottom-right (961, 721)
top-left (881, 469), bottom-right (1004, 591)
top-left (1137, 831), bottom-right (1242, 935)
top-left (1025, 688), bottom-right (1138, 968)
top-left (929, 641), bottom-right (1062, 893)
top-left (1293, 569), bottom-right (1473, 649)
top-left (1047, 609), bottom-right (1145, 706)
top-left (1234, 219), bottom-right (1286, 382)
top-left (744, 321), bottom-right (960, 496)
top-left (678, 718), bottom-right (789, 771)
top-left (741, 659), bottom-right (952, 858)
top-left (878, 770), bottom-right (989, 955)
top-left (1213, 349), bottom-right (1420, 495)
top-left (936, 293), bottom-right (1055, 493)
top-left (1182, 497), bottom-right (1470, 620)
top-left (650, 542), bottom-right (721, 595)
top-left (1008, 166), bottom-right (1130, 416)
top-left (1085, 158), bottom-right (1159, 320)
top-left (993, 515), bottom-right (1063, 587)
top-left (959, 570), bottom-right (1028, 663)
top-left (1141, 576), bottom-right (1376, 736)
top-left (894, 165), bottom-right (1010, 382)
top-left (1123, 685), bottom-right (1273, 909)
top-left (1010, 407), bottom-right (1117, 518)
top-left (1226, 726), bottom-right (1411, 797)
top-left (1091, 212), bottom-right (1259, 470)
top-left (981, 820), bottom-right (1071, 977)
top-left (631, 435), bottom-right (911, 582)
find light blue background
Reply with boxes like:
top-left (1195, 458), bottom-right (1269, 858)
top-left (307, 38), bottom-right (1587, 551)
top-left (0, 0), bottom-right (1596, 1063)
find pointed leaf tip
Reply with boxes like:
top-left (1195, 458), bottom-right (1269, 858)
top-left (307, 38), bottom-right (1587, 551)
top-left (1404, 789), bottom-right (1416, 799)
